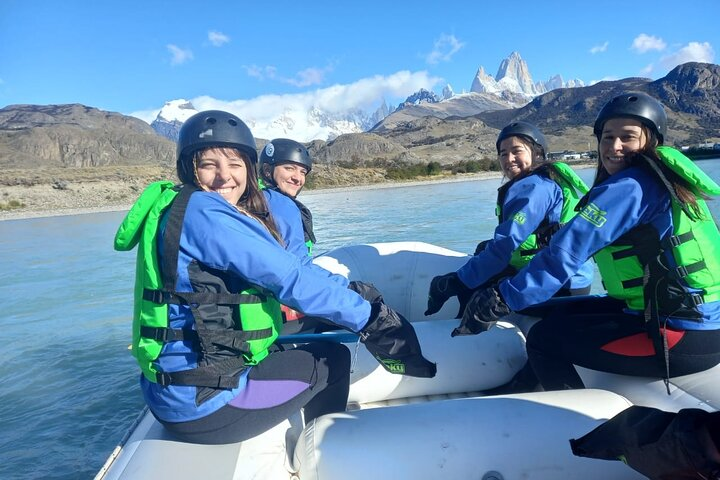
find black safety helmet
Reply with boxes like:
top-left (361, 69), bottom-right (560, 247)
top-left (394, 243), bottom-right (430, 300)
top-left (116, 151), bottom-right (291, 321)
top-left (259, 138), bottom-right (313, 175)
top-left (496, 121), bottom-right (548, 160)
top-left (176, 110), bottom-right (258, 184)
top-left (593, 92), bottom-right (667, 145)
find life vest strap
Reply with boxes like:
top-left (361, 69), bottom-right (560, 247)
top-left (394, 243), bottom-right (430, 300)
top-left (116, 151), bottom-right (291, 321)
top-left (140, 325), bottom-right (198, 343)
top-left (611, 248), bottom-right (640, 260)
top-left (143, 288), bottom-right (264, 306)
top-left (142, 325), bottom-right (273, 345)
top-left (666, 231), bottom-right (695, 247)
top-left (621, 277), bottom-right (644, 289)
top-left (673, 261), bottom-right (706, 279)
top-left (155, 358), bottom-right (248, 388)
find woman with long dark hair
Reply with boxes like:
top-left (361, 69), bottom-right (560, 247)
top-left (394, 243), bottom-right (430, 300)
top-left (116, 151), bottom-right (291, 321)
top-left (453, 92), bottom-right (720, 392)
top-left (115, 110), bottom-right (435, 444)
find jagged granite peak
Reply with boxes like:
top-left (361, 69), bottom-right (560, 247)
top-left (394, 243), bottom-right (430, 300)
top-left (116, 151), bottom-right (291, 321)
top-left (470, 66), bottom-right (501, 94)
top-left (496, 51), bottom-right (537, 95)
top-left (442, 84), bottom-right (455, 100)
top-left (471, 51), bottom-right (586, 100)
top-left (369, 100), bottom-right (391, 128)
top-left (404, 88), bottom-right (441, 105)
top-left (474, 62), bottom-right (720, 147)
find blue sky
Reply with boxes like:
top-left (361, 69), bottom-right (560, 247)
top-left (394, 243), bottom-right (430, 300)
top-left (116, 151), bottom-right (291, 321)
top-left (1, 0), bottom-right (717, 124)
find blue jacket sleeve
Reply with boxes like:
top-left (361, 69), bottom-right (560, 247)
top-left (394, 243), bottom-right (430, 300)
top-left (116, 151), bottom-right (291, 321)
top-left (181, 192), bottom-right (369, 331)
top-left (499, 168), bottom-right (669, 310)
top-left (457, 176), bottom-right (561, 289)
top-left (264, 189), bottom-right (309, 260)
top-left (264, 189), bottom-right (348, 287)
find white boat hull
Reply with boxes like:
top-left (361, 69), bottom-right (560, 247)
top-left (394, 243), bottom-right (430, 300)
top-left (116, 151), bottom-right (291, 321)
top-left (97, 241), bottom-right (719, 480)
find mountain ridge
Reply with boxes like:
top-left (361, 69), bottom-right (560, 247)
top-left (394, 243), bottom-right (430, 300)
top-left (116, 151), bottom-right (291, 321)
top-left (1, 62), bottom-right (718, 174)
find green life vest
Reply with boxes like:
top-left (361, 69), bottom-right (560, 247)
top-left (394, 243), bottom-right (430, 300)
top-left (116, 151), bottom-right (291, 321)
top-left (593, 147), bottom-right (720, 318)
top-left (496, 162), bottom-right (590, 269)
top-left (114, 182), bottom-right (281, 388)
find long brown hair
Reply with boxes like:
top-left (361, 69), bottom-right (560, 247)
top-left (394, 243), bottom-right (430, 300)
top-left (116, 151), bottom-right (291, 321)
top-left (593, 126), bottom-right (703, 217)
top-left (193, 147), bottom-right (284, 244)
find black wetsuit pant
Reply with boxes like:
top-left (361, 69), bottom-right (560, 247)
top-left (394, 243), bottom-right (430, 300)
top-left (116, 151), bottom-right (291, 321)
top-left (524, 295), bottom-right (720, 391)
top-left (158, 341), bottom-right (350, 444)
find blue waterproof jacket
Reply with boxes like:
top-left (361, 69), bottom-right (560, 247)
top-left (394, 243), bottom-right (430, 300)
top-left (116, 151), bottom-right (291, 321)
top-left (498, 166), bottom-right (720, 330)
top-left (263, 189), bottom-right (347, 287)
top-left (141, 191), bottom-right (369, 422)
top-left (457, 174), bottom-right (594, 290)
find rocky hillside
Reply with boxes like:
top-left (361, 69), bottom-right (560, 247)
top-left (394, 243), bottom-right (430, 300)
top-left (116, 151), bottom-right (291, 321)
top-left (474, 62), bottom-right (720, 146)
top-left (0, 104), bottom-right (175, 168)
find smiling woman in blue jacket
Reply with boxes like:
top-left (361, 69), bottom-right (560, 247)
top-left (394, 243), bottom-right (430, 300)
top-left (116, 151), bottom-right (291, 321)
top-left (115, 110), bottom-right (435, 444)
top-left (425, 121), bottom-right (594, 318)
top-left (451, 92), bottom-right (720, 392)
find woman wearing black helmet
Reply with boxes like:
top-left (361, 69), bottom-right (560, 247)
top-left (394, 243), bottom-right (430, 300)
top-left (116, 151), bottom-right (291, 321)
top-left (424, 121), bottom-right (594, 320)
top-left (115, 110), bottom-right (435, 444)
top-left (449, 92), bottom-right (720, 392)
top-left (259, 138), bottom-right (317, 256)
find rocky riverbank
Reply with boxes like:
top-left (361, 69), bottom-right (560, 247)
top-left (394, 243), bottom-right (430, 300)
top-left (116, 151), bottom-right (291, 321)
top-left (0, 166), bottom-right (508, 221)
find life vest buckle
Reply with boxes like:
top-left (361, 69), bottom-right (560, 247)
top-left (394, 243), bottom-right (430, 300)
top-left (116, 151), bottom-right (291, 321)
top-left (675, 265), bottom-right (689, 278)
top-left (690, 293), bottom-right (704, 307)
top-left (668, 235), bottom-right (682, 247)
top-left (143, 289), bottom-right (175, 305)
top-left (155, 371), bottom-right (172, 386)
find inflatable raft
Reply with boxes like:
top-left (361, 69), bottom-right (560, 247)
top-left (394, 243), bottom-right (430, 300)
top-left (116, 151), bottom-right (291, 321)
top-left (96, 242), bottom-right (720, 480)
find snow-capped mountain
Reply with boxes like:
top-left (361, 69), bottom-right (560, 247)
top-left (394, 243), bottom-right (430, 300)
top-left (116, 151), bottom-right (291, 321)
top-left (149, 52), bottom-right (585, 143)
top-left (150, 99), bottom-right (384, 143)
top-left (471, 51), bottom-right (585, 98)
top-left (150, 99), bottom-right (198, 141)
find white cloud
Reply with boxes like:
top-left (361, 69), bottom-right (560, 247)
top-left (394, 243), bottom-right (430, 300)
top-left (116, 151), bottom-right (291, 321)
top-left (425, 34), bottom-right (465, 65)
top-left (128, 108), bottom-right (161, 124)
top-left (167, 44), bottom-right (193, 65)
top-left (129, 71), bottom-right (442, 140)
top-left (659, 41), bottom-right (715, 70)
top-left (631, 34), bottom-right (666, 53)
top-left (639, 63), bottom-right (654, 76)
top-left (589, 41), bottom-right (609, 54)
top-left (195, 70), bottom-right (441, 116)
top-left (244, 64), bottom-right (333, 88)
top-left (208, 31), bottom-right (230, 47)
top-left (243, 64), bottom-right (278, 80)
top-left (282, 67), bottom-right (331, 87)
top-left (179, 70), bottom-right (441, 139)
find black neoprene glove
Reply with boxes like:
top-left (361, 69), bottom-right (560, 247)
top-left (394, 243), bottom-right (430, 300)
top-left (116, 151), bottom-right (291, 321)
top-left (424, 272), bottom-right (471, 316)
top-left (348, 280), bottom-right (383, 304)
top-left (451, 286), bottom-right (511, 337)
top-left (360, 302), bottom-right (437, 378)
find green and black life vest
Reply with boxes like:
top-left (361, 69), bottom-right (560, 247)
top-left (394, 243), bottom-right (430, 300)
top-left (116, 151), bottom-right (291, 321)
top-left (496, 162), bottom-right (589, 269)
top-left (114, 181), bottom-right (281, 389)
top-left (593, 146), bottom-right (720, 319)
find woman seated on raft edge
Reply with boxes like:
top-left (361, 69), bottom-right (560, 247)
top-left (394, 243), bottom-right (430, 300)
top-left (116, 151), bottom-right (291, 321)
top-left (440, 92), bottom-right (720, 393)
top-left (114, 110), bottom-right (436, 445)
top-left (424, 120), bottom-right (594, 319)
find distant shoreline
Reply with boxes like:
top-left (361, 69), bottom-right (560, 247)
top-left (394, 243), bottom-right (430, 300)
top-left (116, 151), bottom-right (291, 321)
top-left (0, 164), bottom-right (597, 222)
top-left (0, 171), bottom-right (504, 222)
